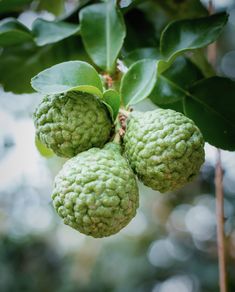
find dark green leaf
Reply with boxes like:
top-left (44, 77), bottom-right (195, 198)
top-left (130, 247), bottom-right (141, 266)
top-left (120, 59), bottom-right (158, 107)
top-left (159, 101), bottom-right (184, 113)
top-left (0, 0), bottom-right (32, 14)
top-left (80, 0), bottom-right (126, 72)
top-left (156, 0), bottom-right (208, 18)
top-left (150, 75), bottom-right (186, 105)
top-left (0, 38), bottom-right (90, 94)
top-left (160, 12), bottom-right (228, 61)
top-left (123, 48), bottom-right (160, 67)
top-left (32, 19), bottom-right (80, 46)
top-left (122, 0), bottom-right (207, 53)
top-left (0, 18), bottom-right (33, 46)
top-left (190, 49), bottom-right (215, 78)
top-left (31, 61), bottom-right (103, 97)
top-left (149, 57), bottom-right (203, 105)
top-left (103, 89), bottom-right (121, 121)
top-left (185, 77), bottom-right (235, 150)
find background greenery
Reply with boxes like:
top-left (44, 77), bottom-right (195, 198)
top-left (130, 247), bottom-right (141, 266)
top-left (0, 1), bottom-right (235, 291)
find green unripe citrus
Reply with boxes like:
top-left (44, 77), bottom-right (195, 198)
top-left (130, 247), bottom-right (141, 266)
top-left (124, 109), bottom-right (205, 193)
top-left (52, 143), bottom-right (139, 238)
top-left (33, 91), bottom-right (112, 158)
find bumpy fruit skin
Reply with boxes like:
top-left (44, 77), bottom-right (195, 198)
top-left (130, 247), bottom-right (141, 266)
top-left (52, 143), bottom-right (139, 238)
top-left (124, 109), bottom-right (205, 193)
top-left (33, 91), bottom-right (112, 158)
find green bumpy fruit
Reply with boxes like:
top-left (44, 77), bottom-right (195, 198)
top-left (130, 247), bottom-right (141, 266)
top-left (124, 109), bottom-right (205, 193)
top-left (52, 143), bottom-right (139, 238)
top-left (33, 91), bottom-right (112, 158)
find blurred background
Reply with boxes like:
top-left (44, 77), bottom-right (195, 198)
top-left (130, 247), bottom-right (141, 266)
top-left (0, 0), bottom-right (235, 291)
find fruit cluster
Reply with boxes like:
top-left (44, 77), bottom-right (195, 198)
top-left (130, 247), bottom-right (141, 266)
top-left (34, 91), bottom-right (205, 238)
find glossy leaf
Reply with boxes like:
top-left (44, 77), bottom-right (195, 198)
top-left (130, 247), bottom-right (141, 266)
top-left (32, 19), bottom-right (80, 46)
top-left (150, 75), bottom-right (186, 105)
top-left (103, 89), bottom-right (121, 121)
top-left (0, 18), bottom-right (33, 46)
top-left (149, 57), bottom-right (203, 105)
top-left (31, 61), bottom-right (103, 96)
top-left (0, 38), bottom-right (90, 94)
top-left (160, 12), bottom-right (228, 61)
top-left (123, 48), bottom-right (160, 67)
top-left (185, 77), bottom-right (235, 150)
top-left (120, 59), bottom-right (158, 107)
top-left (80, 0), bottom-right (126, 72)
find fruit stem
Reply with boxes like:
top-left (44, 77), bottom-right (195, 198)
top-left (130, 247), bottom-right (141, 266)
top-left (103, 74), bottom-right (114, 89)
top-left (113, 131), bottom-right (121, 144)
top-left (118, 108), bottom-right (131, 138)
top-left (119, 108), bottom-right (130, 117)
top-left (112, 108), bottom-right (130, 144)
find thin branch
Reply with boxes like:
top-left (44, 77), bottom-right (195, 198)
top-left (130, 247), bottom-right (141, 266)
top-left (208, 2), bottom-right (227, 292)
top-left (215, 149), bottom-right (227, 292)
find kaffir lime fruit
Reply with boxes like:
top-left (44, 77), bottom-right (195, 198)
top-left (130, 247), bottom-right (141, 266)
top-left (52, 143), bottom-right (139, 238)
top-left (124, 109), bottom-right (205, 192)
top-left (33, 91), bottom-right (112, 158)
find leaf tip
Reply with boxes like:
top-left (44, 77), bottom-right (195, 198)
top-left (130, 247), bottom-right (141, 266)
top-left (30, 75), bottom-right (38, 92)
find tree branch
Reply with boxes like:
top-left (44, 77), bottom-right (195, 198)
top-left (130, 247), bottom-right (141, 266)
top-left (208, 2), bottom-right (227, 292)
top-left (215, 149), bottom-right (227, 292)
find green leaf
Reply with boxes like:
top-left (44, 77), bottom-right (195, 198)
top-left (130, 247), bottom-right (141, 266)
top-left (32, 19), bottom-right (80, 46)
top-left (120, 59), bottom-right (158, 107)
top-left (67, 85), bottom-right (103, 98)
top-left (123, 48), bottom-right (160, 67)
top-left (0, 18), bottom-right (33, 46)
top-left (31, 61), bottom-right (103, 97)
top-left (103, 89), bottom-right (121, 121)
top-left (80, 0), bottom-right (126, 72)
top-left (0, 0), bottom-right (32, 14)
top-left (185, 77), bottom-right (235, 150)
top-left (36, 0), bottom-right (64, 16)
top-left (159, 101), bottom-right (184, 114)
top-left (150, 77), bottom-right (186, 105)
top-left (190, 49), bottom-right (215, 78)
top-left (156, 0), bottom-right (208, 18)
top-left (0, 38), bottom-right (90, 94)
top-left (149, 57), bottom-right (203, 105)
top-left (160, 12), bottom-right (228, 62)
